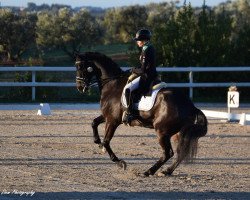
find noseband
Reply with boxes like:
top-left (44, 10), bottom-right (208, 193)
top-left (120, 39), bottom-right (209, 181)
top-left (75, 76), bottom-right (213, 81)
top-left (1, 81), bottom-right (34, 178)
top-left (76, 76), bottom-right (85, 83)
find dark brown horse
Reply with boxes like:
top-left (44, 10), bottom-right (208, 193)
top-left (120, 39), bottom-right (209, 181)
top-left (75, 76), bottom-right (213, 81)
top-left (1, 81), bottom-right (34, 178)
top-left (75, 52), bottom-right (207, 176)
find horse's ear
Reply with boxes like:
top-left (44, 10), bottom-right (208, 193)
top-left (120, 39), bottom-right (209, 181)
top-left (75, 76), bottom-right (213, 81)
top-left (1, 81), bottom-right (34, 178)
top-left (73, 51), bottom-right (80, 59)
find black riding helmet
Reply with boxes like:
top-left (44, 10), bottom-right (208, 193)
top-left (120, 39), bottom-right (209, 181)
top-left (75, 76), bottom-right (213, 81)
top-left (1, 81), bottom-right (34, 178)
top-left (134, 29), bottom-right (152, 41)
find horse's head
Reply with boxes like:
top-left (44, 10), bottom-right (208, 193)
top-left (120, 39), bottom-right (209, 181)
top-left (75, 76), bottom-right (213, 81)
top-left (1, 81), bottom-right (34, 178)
top-left (75, 53), bottom-right (96, 93)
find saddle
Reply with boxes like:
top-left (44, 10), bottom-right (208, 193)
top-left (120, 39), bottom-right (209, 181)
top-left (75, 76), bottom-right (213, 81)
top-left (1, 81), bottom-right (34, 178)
top-left (121, 81), bottom-right (167, 111)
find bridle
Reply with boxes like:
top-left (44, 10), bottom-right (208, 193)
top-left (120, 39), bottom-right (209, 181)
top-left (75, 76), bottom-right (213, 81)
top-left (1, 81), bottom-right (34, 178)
top-left (75, 59), bottom-right (126, 92)
top-left (75, 60), bottom-right (98, 92)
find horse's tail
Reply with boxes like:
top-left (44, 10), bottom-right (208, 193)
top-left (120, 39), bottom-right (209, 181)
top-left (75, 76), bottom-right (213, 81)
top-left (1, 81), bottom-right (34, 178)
top-left (177, 108), bottom-right (208, 163)
top-left (193, 108), bottom-right (208, 137)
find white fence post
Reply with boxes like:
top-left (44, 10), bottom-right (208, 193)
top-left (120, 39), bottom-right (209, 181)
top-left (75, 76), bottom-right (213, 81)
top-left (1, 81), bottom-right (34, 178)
top-left (189, 71), bottom-right (193, 99)
top-left (32, 71), bottom-right (36, 101)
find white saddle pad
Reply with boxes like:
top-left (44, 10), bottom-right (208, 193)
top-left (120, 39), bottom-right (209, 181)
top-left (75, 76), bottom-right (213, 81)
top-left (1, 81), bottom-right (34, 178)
top-left (121, 82), bottom-right (167, 111)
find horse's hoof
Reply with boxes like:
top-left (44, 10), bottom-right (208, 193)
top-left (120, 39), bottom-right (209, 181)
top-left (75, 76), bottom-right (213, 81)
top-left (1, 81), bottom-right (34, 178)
top-left (98, 144), bottom-right (106, 154)
top-left (144, 171), bottom-right (151, 177)
top-left (98, 143), bottom-right (103, 149)
top-left (117, 160), bottom-right (127, 170)
top-left (157, 172), bottom-right (167, 177)
top-left (94, 138), bottom-right (101, 144)
top-left (137, 173), bottom-right (144, 177)
top-left (101, 146), bottom-right (106, 154)
top-left (162, 168), bottom-right (173, 176)
top-left (137, 171), bottom-right (151, 177)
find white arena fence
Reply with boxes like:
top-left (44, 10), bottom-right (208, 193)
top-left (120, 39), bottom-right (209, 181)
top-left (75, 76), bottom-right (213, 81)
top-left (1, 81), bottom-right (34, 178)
top-left (0, 66), bottom-right (250, 101)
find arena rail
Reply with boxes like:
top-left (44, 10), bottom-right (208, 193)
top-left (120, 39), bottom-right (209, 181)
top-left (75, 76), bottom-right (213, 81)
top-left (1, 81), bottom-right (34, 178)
top-left (0, 66), bottom-right (250, 101)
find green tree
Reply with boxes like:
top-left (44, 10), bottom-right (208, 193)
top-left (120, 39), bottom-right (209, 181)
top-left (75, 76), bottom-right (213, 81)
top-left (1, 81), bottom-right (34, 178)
top-left (215, 9), bottom-right (233, 66)
top-left (194, 3), bottom-right (233, 66)
top-left (230, 0), bottom-right (250, 65)
top-left (147, 2), bottom-right (177, 30)
top-left (36, 8), bottom-right (102, 59)
top-left (0, 9), bottom-right (37, 61)
top-left (103, 5), bottom-right (148, 43)
top-left (119, 5), bottom-right (148, 42)
top-left (174, 3), bottom-right (196, 66)
top-left (194, 4), bottom-right (213, 66)
top-left (151, 14), bottom-right (178, 66)
top-left (152, 3), bottom-right (196, 67)
top-left (103, 8), bottom-right (121, 44)
top-left (231, 24), bottom-right (250, 66)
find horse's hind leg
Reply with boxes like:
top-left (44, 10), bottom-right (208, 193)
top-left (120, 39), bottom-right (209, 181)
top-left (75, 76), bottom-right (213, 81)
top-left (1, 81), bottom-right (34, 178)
top-left (144, 134), bottom-right (174, 176)
top-left (91, 115), bottom-right (105, 145)
top-left (164, 140), bottom-right (191, 175)
top-left (164, 125), bottom-right (199, 175)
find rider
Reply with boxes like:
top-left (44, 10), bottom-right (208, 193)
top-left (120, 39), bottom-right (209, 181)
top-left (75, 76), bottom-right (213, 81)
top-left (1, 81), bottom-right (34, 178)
top-left (122, 29), bottom-right (157, 125)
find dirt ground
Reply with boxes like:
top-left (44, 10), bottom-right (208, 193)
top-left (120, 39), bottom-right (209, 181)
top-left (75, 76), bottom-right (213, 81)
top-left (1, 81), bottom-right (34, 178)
top-left (0, 107), bottom-right (249, 200)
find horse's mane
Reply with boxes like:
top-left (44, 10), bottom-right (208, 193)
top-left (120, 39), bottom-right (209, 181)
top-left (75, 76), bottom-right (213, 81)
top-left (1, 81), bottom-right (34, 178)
top-left (83, 52), bottom-right (122, 74)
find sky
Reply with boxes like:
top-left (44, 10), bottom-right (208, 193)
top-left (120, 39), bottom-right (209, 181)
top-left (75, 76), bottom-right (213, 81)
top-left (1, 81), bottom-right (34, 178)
top-left (0, 0), bottom-right (231, 8)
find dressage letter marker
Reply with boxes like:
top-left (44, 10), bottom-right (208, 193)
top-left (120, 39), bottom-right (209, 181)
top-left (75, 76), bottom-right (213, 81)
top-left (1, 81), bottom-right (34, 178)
top-left (227, 86), bottom-right (239, 121)
top-left (227, 91), bottom-right (239, 108)
top-left (37, 103), bottom-right (51, 115)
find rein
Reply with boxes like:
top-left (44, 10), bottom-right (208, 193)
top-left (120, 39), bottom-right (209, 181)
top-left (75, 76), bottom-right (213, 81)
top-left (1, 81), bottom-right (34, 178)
top-left (76, 76), bottom-right (98, 88)
top-left (101, 74), bottom-right (126, 87)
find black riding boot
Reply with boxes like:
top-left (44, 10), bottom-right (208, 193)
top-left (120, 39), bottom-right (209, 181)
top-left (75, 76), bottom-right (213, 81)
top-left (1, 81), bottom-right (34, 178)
top-left (122, 89), bottom-right (136, 125)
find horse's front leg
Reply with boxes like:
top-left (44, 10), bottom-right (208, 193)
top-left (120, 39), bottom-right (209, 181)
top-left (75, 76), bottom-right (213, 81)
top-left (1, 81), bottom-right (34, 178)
top-left (91, 115), bottom-right (105, 145)
top-left (102, 122), bottom-right (127, 170)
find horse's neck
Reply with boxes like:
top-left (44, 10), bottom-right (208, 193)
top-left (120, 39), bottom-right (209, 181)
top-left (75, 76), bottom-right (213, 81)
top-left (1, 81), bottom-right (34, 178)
top-left (101, 75), bottom-right (127, 101)
top-left (90, 54), bottom-right (125, 96)
top-left (93, 61), bottom-right (121, 80)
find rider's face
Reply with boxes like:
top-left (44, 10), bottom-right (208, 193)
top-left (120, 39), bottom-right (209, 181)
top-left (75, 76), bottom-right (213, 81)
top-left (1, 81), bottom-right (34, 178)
top-left (136, 40), bottom-right (145, 47)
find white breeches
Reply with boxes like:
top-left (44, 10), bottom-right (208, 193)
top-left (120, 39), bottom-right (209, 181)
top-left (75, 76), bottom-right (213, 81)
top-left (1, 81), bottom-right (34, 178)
top-left (123, 76), bottom-right (141, 93)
